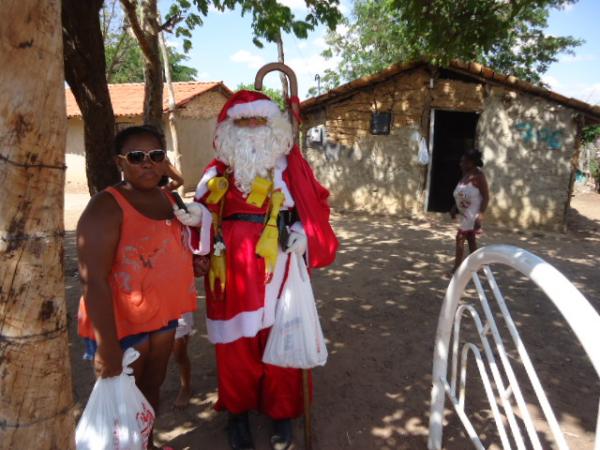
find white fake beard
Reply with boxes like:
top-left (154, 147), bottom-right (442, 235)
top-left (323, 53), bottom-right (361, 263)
top-left (214, 113), bottom-right (293, 195)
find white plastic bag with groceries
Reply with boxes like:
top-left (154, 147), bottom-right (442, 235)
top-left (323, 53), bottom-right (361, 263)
top-left (263, 253), bottom-right (328, 369)
top-left (75, 348), bottom-right (154, 450)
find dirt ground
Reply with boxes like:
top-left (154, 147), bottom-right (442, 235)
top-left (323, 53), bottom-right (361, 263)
top-left (64, 189), bottom-right (600, 450)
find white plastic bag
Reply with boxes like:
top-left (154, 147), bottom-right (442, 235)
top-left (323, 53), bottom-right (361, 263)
top-left (416, 133), bottom-right (430, 165)
top-left (263, 253), bottom-right (328, 369)
top-left (76, 348), bottom-right (155, 450)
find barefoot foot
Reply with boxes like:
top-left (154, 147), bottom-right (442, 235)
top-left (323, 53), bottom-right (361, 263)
top-left (174, 387), bottom-right (192, 409)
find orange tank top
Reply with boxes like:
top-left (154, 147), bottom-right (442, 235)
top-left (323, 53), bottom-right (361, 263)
top-left (78, 187), bottom-right (197, 340)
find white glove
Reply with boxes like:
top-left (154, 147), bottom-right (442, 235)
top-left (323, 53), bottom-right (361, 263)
top-left (286, 231), bottom-right (307, 255)
top-left (173, 201), bottom-right (203, 227)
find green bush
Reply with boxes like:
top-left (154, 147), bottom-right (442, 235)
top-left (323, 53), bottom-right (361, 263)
top-left (590, 159), bottom-right (600, 192)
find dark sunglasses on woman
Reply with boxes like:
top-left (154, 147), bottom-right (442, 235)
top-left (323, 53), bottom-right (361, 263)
top-left (119, 149), bottom-right (166, 165)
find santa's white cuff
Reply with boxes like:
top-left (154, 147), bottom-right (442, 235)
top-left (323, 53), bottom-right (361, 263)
top-left (183, 203), bottom-right (212, 255)
top-left (290, 221), bottom-right (305, 235)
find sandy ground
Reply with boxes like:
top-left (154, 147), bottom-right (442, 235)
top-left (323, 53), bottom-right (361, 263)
top-left (64, 189), bottom-right (600, 450)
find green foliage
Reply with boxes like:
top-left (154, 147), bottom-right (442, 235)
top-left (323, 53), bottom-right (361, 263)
top-left (236, 83), bottom-right (286, 109)
top-left (164, 0), bottom-right (342, 51)
top-left (313, 0), bottom-right (582, 93)
top-left (590, 159), bottom-right (600, 179)
top-left (104, 33), bottom-right (145, 82)
top-left (102, 3), bottom-right (197, 83)
top-left (582, 125), bottom-right (600, 144)
top-left (583, 125), bottom-right (600, 190)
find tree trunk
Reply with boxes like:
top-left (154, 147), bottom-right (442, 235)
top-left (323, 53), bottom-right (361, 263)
top-left (0, 1), bottom-right (75, 449)
top-left (143, 40), bottom-right (164, 130)
top-left (63, 0), bottom-right (120, 195)
top-left (159, 28), bottom-right (183, 193)
top-left (120, 0), bottom-right (164, 130)
top-left (141, 0), bottom-right (163, 130)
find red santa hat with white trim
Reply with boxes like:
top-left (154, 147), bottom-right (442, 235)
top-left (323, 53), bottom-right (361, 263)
top-left (217, 89), bottom-right (281, 123)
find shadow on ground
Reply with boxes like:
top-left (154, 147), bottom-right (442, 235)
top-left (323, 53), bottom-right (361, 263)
top-left (65, 193), bottom-right (600, 449)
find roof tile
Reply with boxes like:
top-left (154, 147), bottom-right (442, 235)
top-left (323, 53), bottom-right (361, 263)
top-left (66, 81), bottom-right (232, 118)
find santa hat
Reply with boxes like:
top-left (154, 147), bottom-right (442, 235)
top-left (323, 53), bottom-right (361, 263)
top-left (217, 90), bottom-right (282, 123)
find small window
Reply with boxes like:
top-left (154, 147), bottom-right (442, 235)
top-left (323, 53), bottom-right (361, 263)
top-left (307, 124), bottom-right (326, 146)
top-left (371, 112), bottom-right (392, 135)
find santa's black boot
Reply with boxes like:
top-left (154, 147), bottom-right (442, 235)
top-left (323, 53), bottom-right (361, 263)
top-left (227, 412), bottom-right (254, 450)
top-left (270, 418), bottom-right (293, 450)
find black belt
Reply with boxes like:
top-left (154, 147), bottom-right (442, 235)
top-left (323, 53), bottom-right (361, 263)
top-left (222, 210), bottom-right (299, 250)
top-left (223, 213), bottom-right (266, 224)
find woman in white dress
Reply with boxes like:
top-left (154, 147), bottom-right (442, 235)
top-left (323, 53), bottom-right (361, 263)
top-left (449, 149), bottom-right (490, 275)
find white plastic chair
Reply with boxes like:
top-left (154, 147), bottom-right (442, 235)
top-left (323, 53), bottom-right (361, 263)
top-left (428, 244), bottom-right (600, 450)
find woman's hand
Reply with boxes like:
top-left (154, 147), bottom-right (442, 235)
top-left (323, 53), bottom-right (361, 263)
top-left (165, 179), bottom-right (182, 191)
top-left (449, 205), bottom-right (458, 220)
top-left (474, 212), bottom-right (484, 230)
top-left (94, 341), bottom-right (123, 378)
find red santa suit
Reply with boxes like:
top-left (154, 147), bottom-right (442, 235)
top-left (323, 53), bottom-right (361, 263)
top-left (191, 90), bottom-right (338, 419)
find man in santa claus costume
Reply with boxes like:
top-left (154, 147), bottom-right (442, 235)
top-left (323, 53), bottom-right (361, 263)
top-left (174, 90), bottom-right (338, 450)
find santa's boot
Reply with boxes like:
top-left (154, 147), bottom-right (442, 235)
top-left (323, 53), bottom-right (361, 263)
top-left (270, 418), bottom-right (293, 450)
top-left (227, 412), bottom-right (254, 450)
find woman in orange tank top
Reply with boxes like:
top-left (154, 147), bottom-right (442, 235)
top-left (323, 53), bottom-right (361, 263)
top-left (76, 125), bottom-right (197, 450)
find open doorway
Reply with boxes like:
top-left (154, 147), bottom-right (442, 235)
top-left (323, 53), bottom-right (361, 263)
top-left (427, 110), bottom-right (479, 212)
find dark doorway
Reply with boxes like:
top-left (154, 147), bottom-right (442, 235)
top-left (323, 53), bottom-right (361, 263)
top-left (427, 110), bottom-right (479, 212)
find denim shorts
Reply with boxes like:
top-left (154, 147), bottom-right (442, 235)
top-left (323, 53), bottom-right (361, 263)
top-left (83, 319), bottom-right (178, 360)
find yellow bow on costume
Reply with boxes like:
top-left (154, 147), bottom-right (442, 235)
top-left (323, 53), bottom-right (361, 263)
top-left (255, 190), bottom-right (285, 280)
top-left (207, 175), bottom-right (228, 295)
top-left (246, 176), bottom-right (272, 208)
top-left (208, 212), bottom-right (227, 294)
top-left (206, 176), bottom-right (229, 205)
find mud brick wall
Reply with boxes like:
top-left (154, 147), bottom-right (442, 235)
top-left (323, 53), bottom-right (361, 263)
top-left (478, 87), bottom-right (577, 230)
top-left (302, 68), bottom-right (485, 216)
top-left (178, 90), bottom-right (228, 120)
top-left (166, 91), bottom-right (229, 190)
top-left (302, 68), bottom-right (579, 230)
top-left (302, 69), bottom-right (431, 215)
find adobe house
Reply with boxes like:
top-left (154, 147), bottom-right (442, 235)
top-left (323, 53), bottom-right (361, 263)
top-left (65, 81), bottom-right (232, 192)
top-left (300, 60), bottom-right (600, 230)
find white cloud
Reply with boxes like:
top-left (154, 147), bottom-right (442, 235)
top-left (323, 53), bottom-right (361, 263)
top-left (312, 35), bottom-right (328, 50)
top-left (573, 83), bottom-right (600, 105)
top-left (288, 53), bottom-right (339, 76)
top-left (559, 53), bottom-right (597, 63)
top-left (196, 72), bottom-right (211, 80)
top-left (542, 75), bottom-right (561, 90)
top-left (230, 50), bottom-right (266, 69)
top-left (336, 24), bottom-right (349, 36)
top-left (280, 0), bottom-right (349, 15)
top-left (279, 0), bottom-right (307, 10)
top-left (545, 78), bottom-right (600, 105)
top-left (166, 39), bottom-right (183, 51)
top-left (287, 52), bottom-right (341, 97)
top-left (337, 0), bottom-right (350, 15)
top-left (208, 4), bottom-right (232, 14)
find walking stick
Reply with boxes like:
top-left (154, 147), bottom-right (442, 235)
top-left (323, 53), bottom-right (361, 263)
top-left (255, 63), bottom-right (312, 450)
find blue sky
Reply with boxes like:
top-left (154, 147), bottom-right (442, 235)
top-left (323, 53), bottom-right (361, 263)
top-left (164, 0), bottom-right (599, 105)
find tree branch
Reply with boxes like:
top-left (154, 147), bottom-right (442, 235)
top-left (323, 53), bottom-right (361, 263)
top-left (105, 29), bottom-right (129, 82)
top-left (119, 0), bottom-right (154, 61)
top-left (160, 14), bottom-right (184, 32)
top-left (141, 0), bottom-right (161, 35)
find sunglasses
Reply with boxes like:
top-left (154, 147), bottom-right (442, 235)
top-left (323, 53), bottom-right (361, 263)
top-left (119, 149), bottom-right (166, 165)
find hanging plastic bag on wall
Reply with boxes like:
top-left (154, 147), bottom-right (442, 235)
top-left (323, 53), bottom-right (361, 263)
top-left (263, 253), bottom-right (328, 369)
top-left (75, 348), bottom-right (155, 450)
top-left (414, 130), bottom-right (430, 165)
